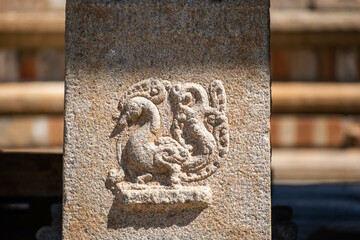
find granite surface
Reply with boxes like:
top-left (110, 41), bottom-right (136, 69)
top-left (63, 0), bottom-right (270, 239)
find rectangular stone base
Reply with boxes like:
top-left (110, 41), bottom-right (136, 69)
top-left (115, 183), bottom-right (212, 211)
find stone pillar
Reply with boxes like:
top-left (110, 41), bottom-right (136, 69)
top-left (63, 0), bottom-right (271, 239)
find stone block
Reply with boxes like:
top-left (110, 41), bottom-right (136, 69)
top-left (271, 49), bottom-right (290, 81)
top-left (314, 0), bottom-right (360, 9)
top-left (0, 49), bottom-right (18, 82)
top-left (318, 49), bottom-right (336, 82)
top-left (36, 49), bottom-right (65, 81)
top-left (0, 0), bottom-right (65, 10)
top-left (288, 49), bottom-right (318, 81)
top-left (19, 50), bottom-right (37, 81)
top-left (271, 0), bottom-right (309, 9)
top-left (0, 115), bottom-right (63, 148)
top-left (113, 184), bottom-right (212, 211)
top-left (335, 49), bottom-right (358, 82)
top-left (271, 115), bottom-right (346, 148)
top-left (63, 0), bottom-right (271, 239)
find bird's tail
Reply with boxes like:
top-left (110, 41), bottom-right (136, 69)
top-left (107, 139), bottom-right (125, 184)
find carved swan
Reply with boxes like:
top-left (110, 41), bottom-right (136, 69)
top-left (114, 96), bottom-right (189, 184)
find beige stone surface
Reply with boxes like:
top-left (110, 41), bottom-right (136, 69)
top-left (0, 115), bottom-right (63, 148)
top-left (0, 11), bottom-right (65, 33)
top-left (0, 0), bottom-right (65, 10)
top-left (271, 0), bottom-right (309, 9)
top-left (63, 0), bottom-right (270, 239)
top-left (271, 9), bottom-right (360, 32)
top-left (272, 149), bottom-right (360, 184)
top-left (314, 0), bottom-right (360, 9)
top-left (0, 82), bottom-right (64, 114)
top-left (0, 50), bottom-right (18, 82)
top-left (272, 83), bottom-right (360, 113)
top-left (271, 0), bottom-right (360, 9)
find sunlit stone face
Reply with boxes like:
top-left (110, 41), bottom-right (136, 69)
top-left (63, 1), bottom-right (271, 239)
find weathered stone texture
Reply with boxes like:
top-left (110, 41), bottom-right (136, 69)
top-left (63, 0), bottom-right (270, 239)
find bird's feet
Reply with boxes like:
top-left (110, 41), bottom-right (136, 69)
top-left (136, 173), bottom-right (153, 184)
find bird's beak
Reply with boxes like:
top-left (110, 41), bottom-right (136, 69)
top-left (110, 112), bottom-right (127, 138)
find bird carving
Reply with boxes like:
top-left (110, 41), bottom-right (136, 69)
top-left (108, 78), bottom-right (229, 186)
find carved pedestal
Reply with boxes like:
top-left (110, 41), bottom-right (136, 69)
top-left (115, 184), bottom-right (212, 211)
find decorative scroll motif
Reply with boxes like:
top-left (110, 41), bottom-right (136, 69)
top-left (107, 78), bottom-right (229, 209)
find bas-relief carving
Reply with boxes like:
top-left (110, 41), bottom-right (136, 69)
top-left (107, 78), bottom-right (229, 210)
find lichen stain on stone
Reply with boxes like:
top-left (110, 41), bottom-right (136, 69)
top-left (64, 204), bottom-right (104, 239)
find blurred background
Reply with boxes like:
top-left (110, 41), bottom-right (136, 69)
top-left (0, 0), bottom-right (360, 239)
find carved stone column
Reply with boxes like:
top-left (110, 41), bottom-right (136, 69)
top-left (63, 0), bottom-right (271, 239)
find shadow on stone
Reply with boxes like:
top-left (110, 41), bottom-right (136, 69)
top-left (36, 203), bottom-right (62, 240)
top-left (107, 194), bottom-right (205, 229)
top-left (306, 227), bottom-right (360, 240)
top-left (272, 206), bottom-right (298, 240)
